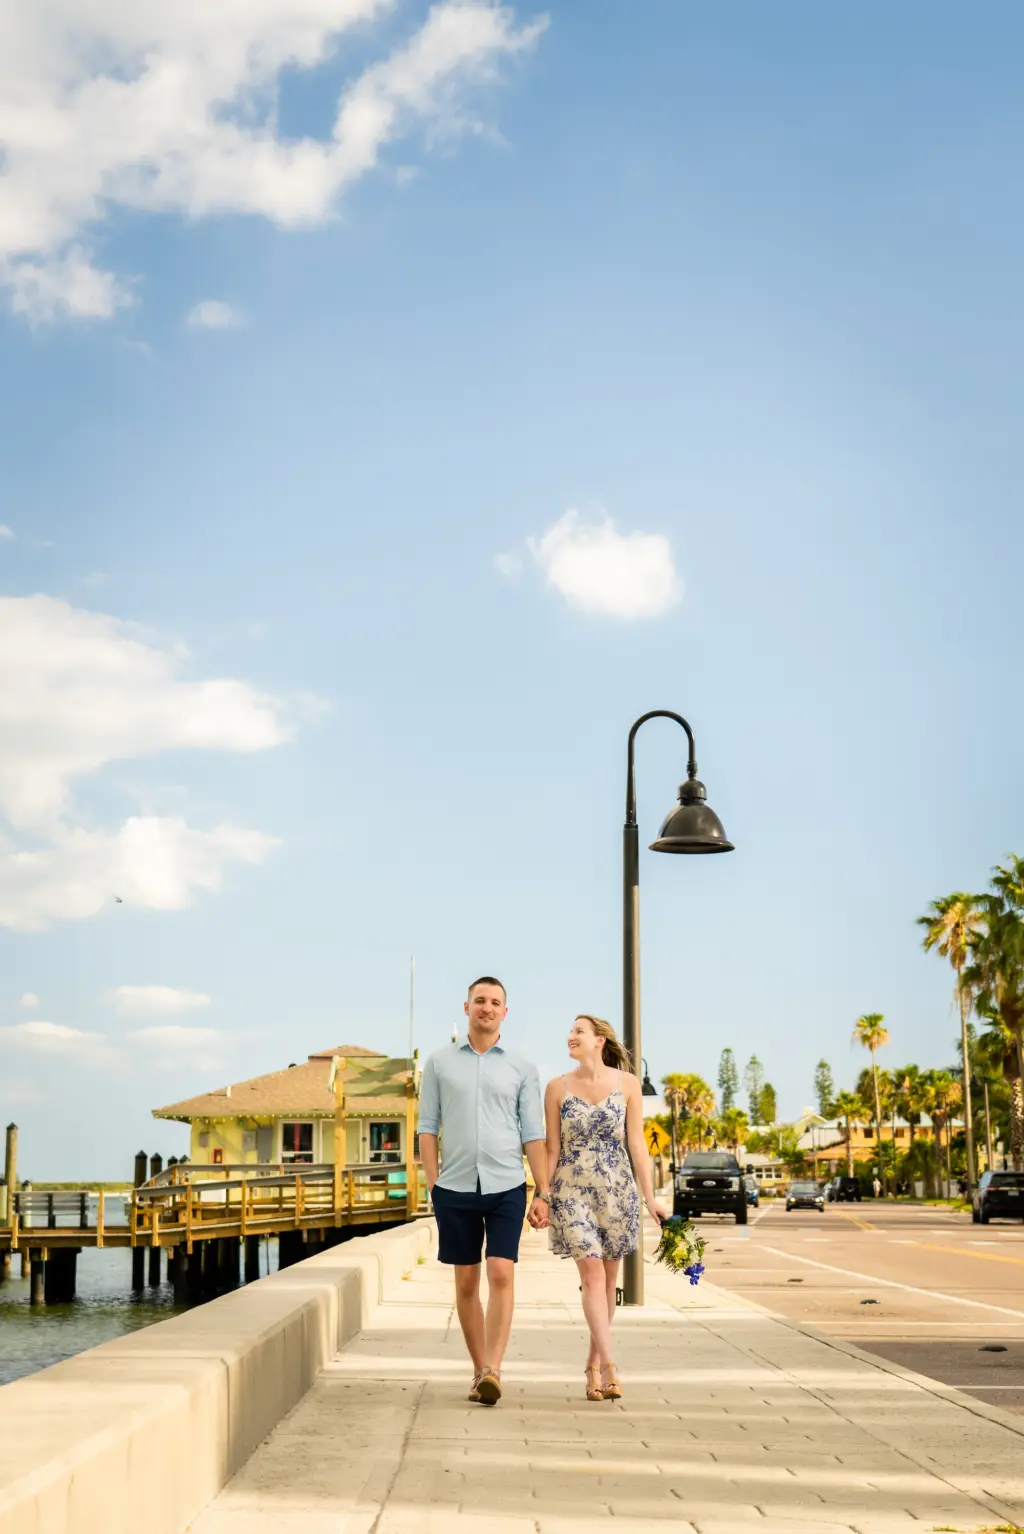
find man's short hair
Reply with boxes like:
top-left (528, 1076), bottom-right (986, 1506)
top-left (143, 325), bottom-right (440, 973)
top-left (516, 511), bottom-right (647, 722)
top-left (467, 975), bottom-right (507, 1000)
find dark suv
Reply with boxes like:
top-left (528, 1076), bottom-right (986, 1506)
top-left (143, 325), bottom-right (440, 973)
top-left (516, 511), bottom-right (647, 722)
top-left (972, 1170), bottom-right (1024, 1224)
top-left (828, 1176), bottom-right (863, 1203)
top-left (674, 1151), bottom-right (746, 1225)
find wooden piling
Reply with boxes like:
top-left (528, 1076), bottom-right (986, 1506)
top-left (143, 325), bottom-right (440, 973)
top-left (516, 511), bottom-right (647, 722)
top-left (44, 1248), bottom-right (79, 1304)
top-left (29, 1249), bottom-right (45, 1307)
top-left (172, 1247), bottom-right (190, 1305)
top-left (148, 1243), bottom-right (161, 1287)
top-left (244, 1234), bottom-right (261, 1283)
top-left (131, 1150), bottom-right (148, 1292)
top-left (3, 1124), bottom-right (17, 1201)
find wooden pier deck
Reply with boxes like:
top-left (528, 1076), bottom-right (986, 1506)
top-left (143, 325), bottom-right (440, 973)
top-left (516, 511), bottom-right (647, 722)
top-left (0, 1162), bottom-right (429, 1254)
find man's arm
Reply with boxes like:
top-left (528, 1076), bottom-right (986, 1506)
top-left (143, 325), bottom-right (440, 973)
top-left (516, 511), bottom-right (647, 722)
top-left (417, 1056), bottom-right (441, 1194)
top-left (419, 1133), bottom-right (439, 1194)
top-left (518, 1064), bottom-right (549, 1228)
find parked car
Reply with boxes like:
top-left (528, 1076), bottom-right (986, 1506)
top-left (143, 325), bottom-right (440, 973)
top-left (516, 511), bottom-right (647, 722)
top-left (786, 1180), bottom-right (825, 1212)
top-left (673, 1151), bottom-right (746, 1225)
top-left (742, 1174), bottom-right (759, 1207)
top-left (972, 1170), bottom-right (1024, 1224)
top-left (827, 1175), bottom-right (863, 1202)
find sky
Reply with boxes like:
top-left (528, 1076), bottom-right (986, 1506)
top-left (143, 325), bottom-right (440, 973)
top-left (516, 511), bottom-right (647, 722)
top-left (2, 1), bottom-right (1024, 1178)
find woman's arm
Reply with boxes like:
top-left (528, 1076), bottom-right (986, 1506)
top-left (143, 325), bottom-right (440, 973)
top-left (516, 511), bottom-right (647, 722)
top-left (544, 1078), bottom-right (563, 1191)
top-left (624, 1075), bottom-right (666, 1217)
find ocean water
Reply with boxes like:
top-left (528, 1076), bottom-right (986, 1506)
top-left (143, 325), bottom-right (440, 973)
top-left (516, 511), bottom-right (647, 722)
top-left (0, 1239), bottom-right (277, 1386)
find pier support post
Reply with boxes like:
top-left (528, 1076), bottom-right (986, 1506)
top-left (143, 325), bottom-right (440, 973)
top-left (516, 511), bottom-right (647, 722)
top-left (131, 1150), bottom-right (148, 1292)
top-left (29, 1249), bottom-right (46, 1307)
top-left (187, 1247), bottom-right (203, 1301)
top-left (3, 1125), bottom-right (17, 1206)
top-left (0, 1251), bottom-right (10, 1282)
top-left (200, 1239), bottom-right (219, 1293)
top-left (172, 1248), bottom-right (189, 1305)
top-left (19, 1250), bottom-right (28, 1279)
top-left (44, 1248), bottom-right (78, 1304)
top-left (244, 1234), bottom-right (261, 1283)
top-left (218, 1238), bottom-right (239, 1290)
top-left (148, 1244), bottom-right (161, 1286)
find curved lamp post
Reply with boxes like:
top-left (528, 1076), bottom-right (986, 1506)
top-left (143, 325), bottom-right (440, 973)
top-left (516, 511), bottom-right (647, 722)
top-left (623, 710), bottom-right (733, 1305)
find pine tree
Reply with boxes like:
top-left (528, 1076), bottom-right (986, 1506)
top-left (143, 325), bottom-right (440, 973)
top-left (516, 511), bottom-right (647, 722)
top-left (717, 1048), bottom-right (739, 1112)
top-left (744, 1055), bottom-right (766, 1125)
top-left (760, 1083), bottom-right (778, 1124)
top-left (813, 1059), bottom-right (835, 1118)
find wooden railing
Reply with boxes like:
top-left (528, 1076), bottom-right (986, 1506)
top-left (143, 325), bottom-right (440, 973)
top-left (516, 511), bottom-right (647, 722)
top-left (2, 1163), bottom-right (429, 1251)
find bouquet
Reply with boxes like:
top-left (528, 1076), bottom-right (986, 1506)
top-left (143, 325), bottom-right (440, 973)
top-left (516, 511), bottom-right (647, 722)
top-left (654, 1216), bottom-right (706, 1285)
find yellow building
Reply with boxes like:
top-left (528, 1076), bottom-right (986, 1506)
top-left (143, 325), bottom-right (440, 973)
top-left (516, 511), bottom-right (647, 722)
top-left (153, 1044), bottom-right (417, 1171)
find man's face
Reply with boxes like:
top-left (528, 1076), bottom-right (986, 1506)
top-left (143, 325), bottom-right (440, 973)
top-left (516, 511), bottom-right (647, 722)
top-left (464, 985), bottom-right (507, 1036)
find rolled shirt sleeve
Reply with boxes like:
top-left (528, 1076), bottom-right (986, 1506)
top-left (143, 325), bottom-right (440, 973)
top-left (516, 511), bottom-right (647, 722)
top-left (417, 1053), bottom-right (441, 1137)
top-left (517, 1062), bottom-right (545, 1144)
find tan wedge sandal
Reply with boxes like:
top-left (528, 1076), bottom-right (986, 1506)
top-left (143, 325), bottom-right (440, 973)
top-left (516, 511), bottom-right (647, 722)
top-left (601, 1363), bottom-right (622, 1401)
top-left (585, 1365), bottom-right (604, 1401)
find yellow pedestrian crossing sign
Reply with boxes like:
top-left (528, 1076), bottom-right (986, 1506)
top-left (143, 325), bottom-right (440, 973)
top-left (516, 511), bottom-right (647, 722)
top-left (644, 1122), bottom-right (671, 1155)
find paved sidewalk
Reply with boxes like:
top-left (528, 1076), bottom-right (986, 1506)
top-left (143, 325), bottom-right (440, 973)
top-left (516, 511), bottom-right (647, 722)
top-left (191, 1226), bottom-right (1024, 1534)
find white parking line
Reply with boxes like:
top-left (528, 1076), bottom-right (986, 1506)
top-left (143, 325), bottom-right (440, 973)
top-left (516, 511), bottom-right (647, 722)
top-left (756, 1243), bottom-right (1024, 1320)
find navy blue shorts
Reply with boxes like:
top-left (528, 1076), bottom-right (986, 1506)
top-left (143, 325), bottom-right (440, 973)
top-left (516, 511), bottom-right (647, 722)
top-left (431, 1181), bottom-right (528, 1266)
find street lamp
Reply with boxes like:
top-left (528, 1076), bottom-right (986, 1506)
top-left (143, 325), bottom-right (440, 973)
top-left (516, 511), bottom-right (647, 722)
top-left (641, 1059), bottom-right (658, 1097)
top-left (623, 710), bottom-right (733, 1305)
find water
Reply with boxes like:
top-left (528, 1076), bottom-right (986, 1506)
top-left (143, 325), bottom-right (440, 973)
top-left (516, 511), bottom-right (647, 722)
top-left (0, 1247), bottom-right (183, 1385)
top-left (1, 1199), bottom-right (279, 1386)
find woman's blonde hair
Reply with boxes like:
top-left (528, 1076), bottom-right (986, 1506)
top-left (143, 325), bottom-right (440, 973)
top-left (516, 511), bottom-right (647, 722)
top-left (576, 1014), bottom-right (633, 1072)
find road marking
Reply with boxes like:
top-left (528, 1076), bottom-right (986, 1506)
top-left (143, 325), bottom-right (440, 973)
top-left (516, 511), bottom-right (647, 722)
top-left (834, 1210), bottom-right (878, 1231)
top-left (756, 1243), bottom-right (1024, 1320)
top-left (907, 1240), bottom-right (1024, 1270)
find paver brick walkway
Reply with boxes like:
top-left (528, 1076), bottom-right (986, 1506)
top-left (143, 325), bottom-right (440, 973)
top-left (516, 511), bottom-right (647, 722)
top-left (191, 1225), bottom-right (1024, 1534)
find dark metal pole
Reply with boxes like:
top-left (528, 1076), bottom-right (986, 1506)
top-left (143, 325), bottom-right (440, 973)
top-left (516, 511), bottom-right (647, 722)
top-left (622, 817), bottom-right (642, 1306)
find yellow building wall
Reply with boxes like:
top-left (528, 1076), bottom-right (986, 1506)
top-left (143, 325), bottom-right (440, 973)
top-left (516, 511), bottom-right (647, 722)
top-left (189, 1119), bottom-right (248, 1166)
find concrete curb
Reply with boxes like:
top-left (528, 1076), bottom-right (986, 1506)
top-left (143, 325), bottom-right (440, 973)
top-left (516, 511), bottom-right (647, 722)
top-left (0, 1219), bottom-right (436, 1534)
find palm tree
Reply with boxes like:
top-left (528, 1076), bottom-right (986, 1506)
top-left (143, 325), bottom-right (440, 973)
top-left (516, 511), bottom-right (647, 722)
top-left (918, 893), bottom-right (982, 1186)
top-left (853, 1014), bottom-right (891, 1191)
top-left (716, 1107), bottom-right (750, 1154)
top-left (662, 1073), bottom-right (716, 1168)
top-left (924, 1070), bottom-right (962, 1192)
top-left (964, 866), bottom-right (1024, 1170)
top-left (831, 1090), bottom-right (864, 1177)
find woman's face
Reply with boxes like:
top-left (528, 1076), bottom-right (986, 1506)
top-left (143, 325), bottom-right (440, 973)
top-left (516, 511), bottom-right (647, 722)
top-left (567, 1016), bottom-right (601, 1061)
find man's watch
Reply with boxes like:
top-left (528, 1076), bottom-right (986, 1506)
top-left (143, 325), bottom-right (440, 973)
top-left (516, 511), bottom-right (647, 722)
top-left (532, 1190), bottom-right (551, 1204)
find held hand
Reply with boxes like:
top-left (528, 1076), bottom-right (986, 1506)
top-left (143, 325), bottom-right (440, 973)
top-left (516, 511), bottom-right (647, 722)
top-left (647, 1197), bottom-right (669, 1225)
top-left (527, 1196), bottom-right (549, 1230)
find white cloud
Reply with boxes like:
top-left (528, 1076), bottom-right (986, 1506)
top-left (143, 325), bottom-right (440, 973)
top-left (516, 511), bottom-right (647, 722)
top-left (4, 1079), bottom-right (43, 1104)
top-left (0, 525), bottom-right (12, 539)
top-left (0, 816), bottom-right (278, 932)
top-left (0, 1020), bottom-right (117, 1062)
top-left (20, 992), bottom-right (40, 1008)
top-left (131, 1024), bottom-right (225, 1071)
top-left (186, 299), bottom-right (244, 330)
top-left (523, 508), bottom-right (682, 620)
top-left (0, 595), bottom-right (288, 829)
top-left (111, 985), bottom-right (211, 1018)
top-left (0, 594), bottom-right (292, 930)
top-left (493, 549), bottom-right (523, 579)
top-left (0, 1), bottom-right (547, 321)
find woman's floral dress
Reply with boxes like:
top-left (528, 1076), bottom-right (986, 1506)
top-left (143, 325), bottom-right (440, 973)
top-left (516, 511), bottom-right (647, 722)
top-left (549, 1087), bottom-right (641, 1260)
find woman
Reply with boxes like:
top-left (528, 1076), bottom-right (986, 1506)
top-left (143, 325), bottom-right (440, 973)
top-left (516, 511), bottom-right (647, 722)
top-left (544, 1014), bottom-right (667, 1402)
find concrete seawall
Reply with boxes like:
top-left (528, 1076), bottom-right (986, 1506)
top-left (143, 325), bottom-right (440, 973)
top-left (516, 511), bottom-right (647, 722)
top-left (0, 1219), bottom-right (435, 1534)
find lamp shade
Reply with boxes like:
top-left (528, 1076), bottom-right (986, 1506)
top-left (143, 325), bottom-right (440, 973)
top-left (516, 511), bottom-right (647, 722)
top-left (650, 777), bottom-right (734, 855)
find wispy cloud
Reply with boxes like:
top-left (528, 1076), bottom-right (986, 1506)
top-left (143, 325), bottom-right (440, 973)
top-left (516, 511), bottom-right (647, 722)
top-left (0, 594), bottom-right (297, 930)
top-left (0, 2), bottom-right (547, 322)
top-left (19, 992), bottom-right (40, 1009)
top-left (498, 508), bottom-right (683, 620)
top-left (186, 300), bottom-right (245, 331)
top-left (0, 526), bottom-right (13, 540)
top-left (111, 986), bottom-right (211, 1019)
top-left (0, 1020), bottom-right (117, 1063)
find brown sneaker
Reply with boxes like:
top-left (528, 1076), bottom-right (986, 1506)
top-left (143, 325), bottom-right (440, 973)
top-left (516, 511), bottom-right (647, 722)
top-left (476, 1368), bottom-right (502, 1406)
top-left (468, 1371), bottom-right (484, 1402)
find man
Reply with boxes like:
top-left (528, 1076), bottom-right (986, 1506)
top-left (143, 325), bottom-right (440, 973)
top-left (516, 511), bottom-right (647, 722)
top-left (418, 976), bottom-right (549, 1406)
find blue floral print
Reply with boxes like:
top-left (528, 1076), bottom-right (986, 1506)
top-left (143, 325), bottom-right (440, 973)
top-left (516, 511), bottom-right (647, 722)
top-left (549, 1088), bottom-right (641, 1261)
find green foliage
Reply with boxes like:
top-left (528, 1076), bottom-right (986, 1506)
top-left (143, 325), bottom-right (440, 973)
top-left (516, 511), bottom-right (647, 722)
top-left (744, 1055), bottom-right (766, 1125)
top-left (717, 1048), bottom-right (739, 1112)
top-left (813, 1059), bottom-right (835, 1118)
top-left (760, 1082), bottom-right (778, 1124)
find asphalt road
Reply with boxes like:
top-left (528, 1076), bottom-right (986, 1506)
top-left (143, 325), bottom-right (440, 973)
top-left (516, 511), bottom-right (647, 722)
top-left (693, 1198), bottom-right (1024, 1415)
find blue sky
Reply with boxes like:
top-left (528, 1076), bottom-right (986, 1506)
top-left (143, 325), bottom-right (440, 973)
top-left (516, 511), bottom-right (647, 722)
top-left (1, 1), bottom-right (1023, 1177)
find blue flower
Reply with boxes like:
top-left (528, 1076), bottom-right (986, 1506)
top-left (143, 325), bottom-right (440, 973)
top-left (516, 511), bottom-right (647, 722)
top-left (683, 1262), bottom-right (704, 1286)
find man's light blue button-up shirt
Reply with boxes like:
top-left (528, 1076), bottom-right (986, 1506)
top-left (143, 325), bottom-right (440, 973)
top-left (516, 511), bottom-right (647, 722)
top-left (417, 1039), bottom-right (544, 1194)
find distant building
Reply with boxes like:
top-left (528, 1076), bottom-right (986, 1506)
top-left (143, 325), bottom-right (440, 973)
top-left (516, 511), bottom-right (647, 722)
top-left (153, 1044), bottom-right (417, 1170)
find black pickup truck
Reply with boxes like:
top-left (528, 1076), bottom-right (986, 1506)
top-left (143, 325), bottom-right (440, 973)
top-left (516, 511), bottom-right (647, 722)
top-left (673, 1151), bottom-right (746, 1224)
